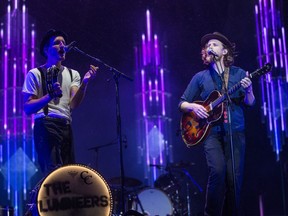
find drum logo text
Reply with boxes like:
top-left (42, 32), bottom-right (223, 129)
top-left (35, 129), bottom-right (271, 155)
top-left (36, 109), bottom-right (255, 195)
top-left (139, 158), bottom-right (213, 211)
top-left (38, 180), bottom-right (109, 212)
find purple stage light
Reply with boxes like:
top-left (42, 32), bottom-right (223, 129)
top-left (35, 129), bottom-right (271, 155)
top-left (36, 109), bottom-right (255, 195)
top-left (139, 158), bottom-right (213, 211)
top-left (136, 9), bottom-right (171, 185)
top-left (281, 27), bottom-right (288, 82)
top-left (0, 2), bottom-right (38, 215)
top-left (4, 50), bottom-right (8, 130)
top-left (255, 0), bottom-right (288, 161)
top-left (142, 34), bottom-right (147, 66)
top-left (272, 38), bottom-right (277, 68)
top-left (278, 38), bottom-right (284, 68)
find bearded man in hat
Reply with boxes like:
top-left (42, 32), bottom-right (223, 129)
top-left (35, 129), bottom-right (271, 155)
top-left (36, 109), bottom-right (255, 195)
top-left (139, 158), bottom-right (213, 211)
top-left (179, 32), bottom-right (255, 215)
top-left (22, 29), bottom-right (98, 175)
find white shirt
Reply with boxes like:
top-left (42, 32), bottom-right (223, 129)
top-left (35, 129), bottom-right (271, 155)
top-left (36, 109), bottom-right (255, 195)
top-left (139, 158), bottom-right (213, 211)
top-left (22, 66), bottom-right (81, 121)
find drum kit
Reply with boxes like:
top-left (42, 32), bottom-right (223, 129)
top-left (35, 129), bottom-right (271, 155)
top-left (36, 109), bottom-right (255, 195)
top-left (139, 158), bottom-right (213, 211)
top-left (109, 161), bottom-right (200, 216)
top-left (25, 161), bottom-right (200, 216)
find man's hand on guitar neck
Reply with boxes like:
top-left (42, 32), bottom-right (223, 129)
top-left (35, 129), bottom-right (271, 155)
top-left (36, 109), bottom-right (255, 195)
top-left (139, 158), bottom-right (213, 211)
top-left (240, 71), bottom-right (253, 92)
top-left (241, 71), bottom-right (255, 106)
top-left (181, 101), bottom-right (209, 119)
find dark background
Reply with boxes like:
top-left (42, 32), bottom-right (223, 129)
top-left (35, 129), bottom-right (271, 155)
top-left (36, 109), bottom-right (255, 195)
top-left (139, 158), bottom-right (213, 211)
top-left (3, 0), bottom-right (288, 215)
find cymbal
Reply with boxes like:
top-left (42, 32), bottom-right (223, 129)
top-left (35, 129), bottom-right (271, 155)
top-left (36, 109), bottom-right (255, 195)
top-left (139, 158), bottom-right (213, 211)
top-left (149, 164), bottom-right (165, 169)
top-left (108, 177), bottom-right (142, 187)
top-left (168, 161), bottom-right (195, 168)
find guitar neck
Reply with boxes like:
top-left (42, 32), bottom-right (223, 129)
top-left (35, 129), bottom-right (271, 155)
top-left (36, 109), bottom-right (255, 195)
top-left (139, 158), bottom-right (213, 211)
top-left (211, 82), bottom-right (242, 109)
top-left (210, 63), bottom-right (272, 110)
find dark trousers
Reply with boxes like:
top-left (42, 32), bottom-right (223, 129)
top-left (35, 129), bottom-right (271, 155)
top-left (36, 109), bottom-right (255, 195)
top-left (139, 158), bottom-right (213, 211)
top-left (33, 117), bottom-right (75, 175)
top-left (203, 129), bottom-right (246, 216)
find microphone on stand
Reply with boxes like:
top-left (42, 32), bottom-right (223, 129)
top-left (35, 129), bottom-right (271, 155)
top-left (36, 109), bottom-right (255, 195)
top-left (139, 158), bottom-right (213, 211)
top-left (207, 48), bottom-right (218, 57)
top-left (64, 41), bottom-right (77, 53)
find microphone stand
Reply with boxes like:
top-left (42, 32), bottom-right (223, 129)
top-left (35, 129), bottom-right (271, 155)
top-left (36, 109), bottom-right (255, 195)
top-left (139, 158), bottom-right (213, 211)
top-left (214, 59), bottom-right (238, 215)
top-left (72, 46), bottom-right (133, 214)
top-left (225, 95), bottom-right (238, 214)
top-left (181, 168), bottom-right (203, 216)
top-left (87, 139), bottom-right (118, 170)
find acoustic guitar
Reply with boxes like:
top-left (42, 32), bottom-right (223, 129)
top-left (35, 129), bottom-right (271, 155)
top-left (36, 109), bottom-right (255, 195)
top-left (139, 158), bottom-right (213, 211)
top-left (180, 63), bottom-right (272, 147)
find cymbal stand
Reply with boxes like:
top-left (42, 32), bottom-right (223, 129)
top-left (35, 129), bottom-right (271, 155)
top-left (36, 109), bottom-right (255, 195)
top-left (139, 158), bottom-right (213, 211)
top-left (87, 139), bottom-right (118, 170)
top-left (181, 168), bottom-right (203, 216)
top-left (182, 168), bottom-right (203, 193)
top-left (186, 182), bottom-right (191, 216)
top-left (127, 193), bottom-right (145, 215)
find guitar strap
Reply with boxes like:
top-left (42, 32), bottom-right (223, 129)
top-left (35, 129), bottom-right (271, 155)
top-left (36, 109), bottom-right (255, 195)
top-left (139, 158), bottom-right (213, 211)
top-left (209, 67), bottom-right (230, 123)
top-left (222, 68), bottom-right (229, 124)
top-left (209, 67), bottom-right (229, 92)
top-left (222, 67), bottom-right (229, 91)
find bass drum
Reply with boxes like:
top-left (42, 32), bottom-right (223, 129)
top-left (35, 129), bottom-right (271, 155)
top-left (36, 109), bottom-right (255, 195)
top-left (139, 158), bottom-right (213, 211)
top-left (36, 164), bottom-right (112, 216)
top-left (131, 188), bottom-right (173, 216)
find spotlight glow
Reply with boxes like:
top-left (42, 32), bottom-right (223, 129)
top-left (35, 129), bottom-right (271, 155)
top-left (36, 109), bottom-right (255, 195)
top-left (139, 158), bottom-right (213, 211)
top-left (255, 0), bottom-right (288, 161)
top-left (136, 10), bottom-right (171, 185)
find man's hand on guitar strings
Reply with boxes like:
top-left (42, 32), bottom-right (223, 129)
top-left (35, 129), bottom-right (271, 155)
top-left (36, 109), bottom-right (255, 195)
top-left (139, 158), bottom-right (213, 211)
top-left (191, 103), bottom-right (209, 119)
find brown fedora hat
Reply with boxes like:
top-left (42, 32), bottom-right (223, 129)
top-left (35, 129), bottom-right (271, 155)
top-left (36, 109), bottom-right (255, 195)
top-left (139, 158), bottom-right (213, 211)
top-left (201, 32), bottom-right (234, 50)
top-left (40, 29), bottom-right (68, 57)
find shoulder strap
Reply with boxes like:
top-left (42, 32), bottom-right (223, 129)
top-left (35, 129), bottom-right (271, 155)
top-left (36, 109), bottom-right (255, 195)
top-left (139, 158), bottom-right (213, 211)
top-left (222, 67), bottom-right (229, 92)
top-left (37, 67), bottom-right (49, 116)
top-left (67, 68), bottom-right (73, 82)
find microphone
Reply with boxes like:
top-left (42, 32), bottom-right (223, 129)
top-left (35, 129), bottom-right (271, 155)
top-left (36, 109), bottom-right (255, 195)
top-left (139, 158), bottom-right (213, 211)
top-left (64, 41), bottom-right (77, 52)
top-left (207, 48), bottom-right (218, 57)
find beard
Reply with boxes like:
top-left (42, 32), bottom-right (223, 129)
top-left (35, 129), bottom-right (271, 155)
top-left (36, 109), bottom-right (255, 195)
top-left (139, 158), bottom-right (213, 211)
top-left (206, 54), bottom-right (220, 64)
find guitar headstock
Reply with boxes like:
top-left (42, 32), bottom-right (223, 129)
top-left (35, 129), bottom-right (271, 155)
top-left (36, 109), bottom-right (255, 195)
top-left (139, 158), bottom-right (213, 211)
top-left (250, 63), bottom-right (272, 78)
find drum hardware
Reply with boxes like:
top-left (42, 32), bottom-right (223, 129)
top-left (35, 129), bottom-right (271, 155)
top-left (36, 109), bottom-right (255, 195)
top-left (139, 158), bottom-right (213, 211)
top-left (88, 139), bottom-right (118, 170)
top-left (178, 168), bottom-right (204, 216)
top-left (149, 163), bottom-right (166, 171)
top-left (110, 186), bottom-right (138, 216)
top-left (181, 168), bottom-right (203, 193)
top-left (152, 162), bottom-right (203, 216)
top-left (128, 188), bottom-right (173, 216)
top-left (108, 177), bottom-right (143, 188)
top-left (110, 186), bottom-right (123, 215)
top-left (126, 193), bottom-right (146, 215)
top-left (25, 201), bottom-right (38, 216)
top-left (154, 172), bottom-right (180, 196)
top-left (26, 163), bottom-right (64, 215)
top-left (186, 182), bottom-right (191, 216)
top-left (110, 185), bottom-right (146, 215)
top-left (150, 161), bottom-right (195, 172)
top-left (167, 161), bottom-right (196, 169)
top-left (25, 176), bottom-right (47, 216)
top-left (123, 209), bottom-right (145, 216)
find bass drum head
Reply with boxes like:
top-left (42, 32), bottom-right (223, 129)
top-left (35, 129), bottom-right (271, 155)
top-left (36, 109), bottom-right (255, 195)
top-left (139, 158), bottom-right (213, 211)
top-left (132, 188), bottom-right (173, 216)
top-left (37, 164), bottom-right (112, 216)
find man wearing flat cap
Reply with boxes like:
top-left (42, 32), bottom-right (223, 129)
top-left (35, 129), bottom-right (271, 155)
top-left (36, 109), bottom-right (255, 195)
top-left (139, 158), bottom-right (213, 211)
top-left (179, 32), bottom-right (255, 215)
top-left (22, 29), bottom-right (98, 174)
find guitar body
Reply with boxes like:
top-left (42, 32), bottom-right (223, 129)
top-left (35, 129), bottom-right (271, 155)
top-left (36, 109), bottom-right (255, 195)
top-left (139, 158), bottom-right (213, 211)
top-left (181, 90), bottom-right (223, 147)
